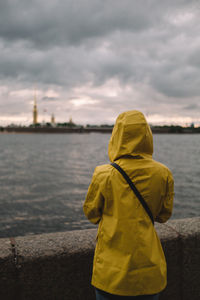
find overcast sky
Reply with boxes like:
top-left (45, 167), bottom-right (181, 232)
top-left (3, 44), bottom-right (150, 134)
top-left (0, 0), bottom-right (200, 126)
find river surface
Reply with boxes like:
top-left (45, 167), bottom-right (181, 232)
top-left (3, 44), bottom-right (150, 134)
top-left (0, 133), bottom-right (199, 238)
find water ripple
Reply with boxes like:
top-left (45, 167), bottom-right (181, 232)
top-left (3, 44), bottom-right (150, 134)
top-left (0, 133), bottom-right (199, 237)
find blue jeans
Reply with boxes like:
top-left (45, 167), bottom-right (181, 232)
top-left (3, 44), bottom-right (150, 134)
top-left (95, 288), bottom-right (159, 300)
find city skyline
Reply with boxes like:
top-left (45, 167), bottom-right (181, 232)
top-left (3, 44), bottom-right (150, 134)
top-left (0, 1), bottom-right (200, 126)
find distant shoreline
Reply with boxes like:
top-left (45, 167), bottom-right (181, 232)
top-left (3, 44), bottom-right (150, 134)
top-left (1, 126), bottom-right (200, 134)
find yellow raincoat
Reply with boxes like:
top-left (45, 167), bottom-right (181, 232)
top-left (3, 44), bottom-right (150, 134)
top-left (83, 110), bottom-right (174, 296)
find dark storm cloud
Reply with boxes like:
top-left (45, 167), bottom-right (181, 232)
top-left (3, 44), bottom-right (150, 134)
top-left (42, 96), bottom-right (58, 101)
top-left (0, 0), bottom-right (166, 47)
top-left (183, 104), bottom-right (199, 110)
top-left (0, 0), bottom-right (200, 124)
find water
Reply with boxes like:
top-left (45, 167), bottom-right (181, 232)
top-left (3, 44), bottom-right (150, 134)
top-left (0, 133), bottom-right (199, 238)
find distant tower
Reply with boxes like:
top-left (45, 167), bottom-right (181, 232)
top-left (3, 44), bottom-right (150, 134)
top-left (33, 92), bottom-right (38, 125)
top-left (69, 116), bottom-right (73, 124)
top-left (51, 113), bottom-right (55, 125)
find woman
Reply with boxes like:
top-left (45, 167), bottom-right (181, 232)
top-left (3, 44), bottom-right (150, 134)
top-left (83, 110), bottom-right (174, 299)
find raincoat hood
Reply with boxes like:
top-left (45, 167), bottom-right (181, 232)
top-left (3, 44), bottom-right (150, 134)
top-left (108, 110), bottom-right (153, 162)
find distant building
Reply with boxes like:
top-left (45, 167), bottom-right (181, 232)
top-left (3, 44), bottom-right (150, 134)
top-left (69, 116), bottom-right (73, 124)
top-left (33, 93), bottom-right (38, 125)
top-left (51, 113), bottom-right (55, 125)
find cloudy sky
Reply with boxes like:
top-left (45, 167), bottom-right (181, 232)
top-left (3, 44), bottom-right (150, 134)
top-left (0, 0), bottom-right (200, 126)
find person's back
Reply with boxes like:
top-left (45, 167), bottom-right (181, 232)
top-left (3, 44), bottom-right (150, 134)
top-left (83, 110), bottom-right (174, 299)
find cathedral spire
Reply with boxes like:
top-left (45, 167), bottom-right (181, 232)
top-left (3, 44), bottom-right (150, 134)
top-left (51, 113), bottom-right (55, 125)
top-left (33, 90), bottom-right (38, 125)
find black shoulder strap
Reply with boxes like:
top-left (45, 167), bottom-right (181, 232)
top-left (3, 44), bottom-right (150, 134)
top-left (111, 162), bottom-right (154, 225)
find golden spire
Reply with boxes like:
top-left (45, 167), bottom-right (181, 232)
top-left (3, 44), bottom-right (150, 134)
top-left (51, 113), bottom-right (55, 125)
top-left (33, 90), bottom-right (38, 125)
top-left (69, 116), bottom-right (73, 124)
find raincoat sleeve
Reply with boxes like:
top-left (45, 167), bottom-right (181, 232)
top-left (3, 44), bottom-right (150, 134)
top-left (155, 171), bottom-right (174, 223)
top-left (83, 167), bottom-right (104, 224)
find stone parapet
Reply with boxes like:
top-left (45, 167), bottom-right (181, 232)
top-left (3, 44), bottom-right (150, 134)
top-left (0, 217), bottom-right (199, 300)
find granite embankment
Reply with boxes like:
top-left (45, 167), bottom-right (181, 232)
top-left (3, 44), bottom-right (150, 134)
top-left (0, 217), bottom-right (199, 300)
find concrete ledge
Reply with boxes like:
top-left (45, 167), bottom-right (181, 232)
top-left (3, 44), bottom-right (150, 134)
top-left (0, 218), bottom-right (200, 300)
top-left (165, 218), bottom-right (200, 300)
top-left (0, 238), bottom-right (17, 299)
